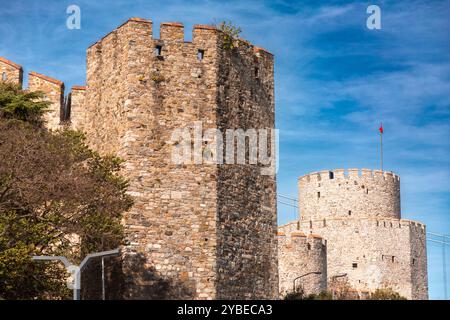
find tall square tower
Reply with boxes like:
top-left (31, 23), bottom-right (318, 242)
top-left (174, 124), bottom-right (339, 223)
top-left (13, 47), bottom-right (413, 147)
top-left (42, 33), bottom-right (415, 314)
top-left (75, 18), bottom-right (278, 299)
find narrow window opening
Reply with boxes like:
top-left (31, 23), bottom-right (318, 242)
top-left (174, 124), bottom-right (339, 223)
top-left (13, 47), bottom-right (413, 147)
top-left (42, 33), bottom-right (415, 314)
top-left (329, 171), bottom-right (334, 179)
top-left (348, 210), bottom-right (352, 216)
top-left (323, 219), bottom-right (326, 227)
top-left (317, 192), bottom-right (321, 199)
top-left (1, 72), bottom-right (6, 81)
top-left (412, 258), bottom-right (416, 265)
top-left (392, 256), bottom-right (395, 263)
top-left (307, 243), bottom-right (311, 250)
top-left (197, 49), bottom-right (204, 60)
top-left (366, 188), bottom-right (369, 194)
top-left (155, 45), bottom-right (162, 57)
top-left (352, 263), bottom-right (358, 268)
top-left (254, 67), bottom-right (259, 78)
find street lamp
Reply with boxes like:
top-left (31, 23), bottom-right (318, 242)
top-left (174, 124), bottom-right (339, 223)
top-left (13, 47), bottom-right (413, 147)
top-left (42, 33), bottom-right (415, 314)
top-left (331, 273), bottom-right (347, 281)
top-left (330, 273), bottom-right (348, 300)
top-left (32, 248), bottom-right (120, 300)
top-left (293, 271), bottom-right (322, 292)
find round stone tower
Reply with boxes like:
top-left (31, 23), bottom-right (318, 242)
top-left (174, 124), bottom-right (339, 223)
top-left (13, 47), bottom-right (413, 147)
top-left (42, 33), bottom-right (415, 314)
top-left (298, 168), bottom-right (400, 221)
top-left (277, 225), bottom-right (327, 297)
top-left (287, 168), bottom-right (428, 300)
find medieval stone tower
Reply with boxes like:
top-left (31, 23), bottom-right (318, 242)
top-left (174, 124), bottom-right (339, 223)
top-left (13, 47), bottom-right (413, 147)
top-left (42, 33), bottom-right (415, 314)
top-left (0, 17), bottom-right (278, 299)
top-left (277, 230), bottom-right (327, 297)
top-left (279, 168), bottom-right (428, 300)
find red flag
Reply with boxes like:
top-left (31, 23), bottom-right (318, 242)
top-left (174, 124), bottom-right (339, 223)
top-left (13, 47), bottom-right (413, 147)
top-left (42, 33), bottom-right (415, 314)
top-left (379, 123), bottom-right (383, 134)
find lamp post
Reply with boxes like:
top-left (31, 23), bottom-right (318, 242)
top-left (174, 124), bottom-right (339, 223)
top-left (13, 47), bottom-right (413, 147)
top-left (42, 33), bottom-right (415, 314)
top-left (32, 248), bottom-right (120, 300)
top-left (292, 271), bottom-right (322, 293)
top-left (330, 273), bottom-right (348, 300)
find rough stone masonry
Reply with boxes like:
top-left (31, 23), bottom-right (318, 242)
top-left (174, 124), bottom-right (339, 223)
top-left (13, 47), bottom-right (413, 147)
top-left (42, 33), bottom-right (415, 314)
top-left (0, 18), bottom-right (278, 299)
top-left (279, 169), bottom-right (428, 300)
top-left (1, 17), bottom-right (428, 301)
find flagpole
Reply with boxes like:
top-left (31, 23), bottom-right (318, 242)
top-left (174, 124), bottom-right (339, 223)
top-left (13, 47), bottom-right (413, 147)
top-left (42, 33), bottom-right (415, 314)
top-left (379, 123), bottom-right (383, 171)
top-left (380, 131), bottom-right (383, 171)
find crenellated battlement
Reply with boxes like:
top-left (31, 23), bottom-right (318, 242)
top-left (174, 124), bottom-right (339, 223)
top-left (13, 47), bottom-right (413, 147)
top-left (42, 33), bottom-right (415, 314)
top-left (278, 224), bottom-right (327, 296)
top-left (0, 56), bottom-right (24, 86)
top-left (298, 168), bottom-right (401, 221)
top-left (299, 168), bottom-right (400, 184)
top-left (87, 18), bottom-right (272, 60)
top-left (298, 216), bottom-right (426, 233)
top-left (28, 71), bottom-right (65, 130)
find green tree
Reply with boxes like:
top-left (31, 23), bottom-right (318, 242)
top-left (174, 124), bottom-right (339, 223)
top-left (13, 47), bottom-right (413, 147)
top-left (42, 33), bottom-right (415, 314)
top-left (216, 21), bottom-right (242, 51)
top-left (0, 83), bottom-right (133, 299)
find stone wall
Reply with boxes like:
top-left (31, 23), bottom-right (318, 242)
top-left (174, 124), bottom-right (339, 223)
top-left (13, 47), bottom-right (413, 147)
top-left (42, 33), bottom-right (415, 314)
top-left (0, 57), bottom-right (23, 85)
top-left (28, 71), bottom-right (64, 130)
top-left (277, 228), bottom-right (327, 297)
top-left (299, 168), bottom-right (400, 221)
top-left (68, 86), bottom-right (86, 130)
top-left (81, 18), bottom-right (277, 299)
top-left (276, 168), bottom-right (429, 300)
top-left (409, 220), bottom-right (428, 299)
top-left (214, 35), bottom-right (278, 299)
top-left (297, 217), bottom-right (427, 299)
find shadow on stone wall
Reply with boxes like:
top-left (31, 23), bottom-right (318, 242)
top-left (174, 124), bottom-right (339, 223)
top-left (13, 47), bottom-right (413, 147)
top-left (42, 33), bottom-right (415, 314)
top-left (81, 252), bottom-right (194, 300)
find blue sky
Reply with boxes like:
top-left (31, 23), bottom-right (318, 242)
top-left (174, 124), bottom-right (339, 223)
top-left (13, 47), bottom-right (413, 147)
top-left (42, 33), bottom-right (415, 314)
top-left (1, 0), bottom-right (449, 299)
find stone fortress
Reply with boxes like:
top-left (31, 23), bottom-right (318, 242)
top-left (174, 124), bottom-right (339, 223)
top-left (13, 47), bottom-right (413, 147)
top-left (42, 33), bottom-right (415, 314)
top-left (1, 18), bottom-right (278, 300)
top-left (279, 169), bottom-right (428, 300)
top-left (0, 17), bottom-right (428, 300)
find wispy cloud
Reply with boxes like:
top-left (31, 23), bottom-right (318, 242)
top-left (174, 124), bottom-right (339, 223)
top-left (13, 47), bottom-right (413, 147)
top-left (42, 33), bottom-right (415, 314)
top-left (0, 0), bottom-right (449, 298)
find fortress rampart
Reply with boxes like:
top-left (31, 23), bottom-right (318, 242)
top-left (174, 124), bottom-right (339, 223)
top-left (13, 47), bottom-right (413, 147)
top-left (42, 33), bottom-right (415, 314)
top-left (28, 71), bottom-right (65, 131)
top-left (299, 168), bottom-right (401, 221)
top-left (283, 168), bottom-right (428, 300)
top-left (0, 56), bottom-right (23, 86)
top-left (0, 57), bottom-right (66, 131)
top-left (297, 216), bottom-right (427, 299)
top-left (0, 18), bottom-right (277, 300)
top-left (277, 229), bottom-right (327, 297)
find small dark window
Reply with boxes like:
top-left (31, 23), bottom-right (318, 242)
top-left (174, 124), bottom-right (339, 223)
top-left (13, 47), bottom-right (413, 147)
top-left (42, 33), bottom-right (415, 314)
top-left (412, 258), bottom-right (416, 265)
top-left (317, 192), bottom-right (321, 199)
top-left (307, 243), bottom-right (311, 250)
top-left (155, 45), bottom-right (162, 56)
top-left (197, 49), bottom-right (204, 60)
top-left (1, 72), bottom-right (6, 81)
top-left (392, 256), bottom-right (395, 262)
top-left (255, 67), bottom-right (259, 78)
top-left (329, 171), bottom-right (334, 179)
top-left (348, 210), bottom-right (352, 216)
top-left (352, 263), bottom-right (358, 268)
top-left (366, 188), bottom-right (369, 194)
